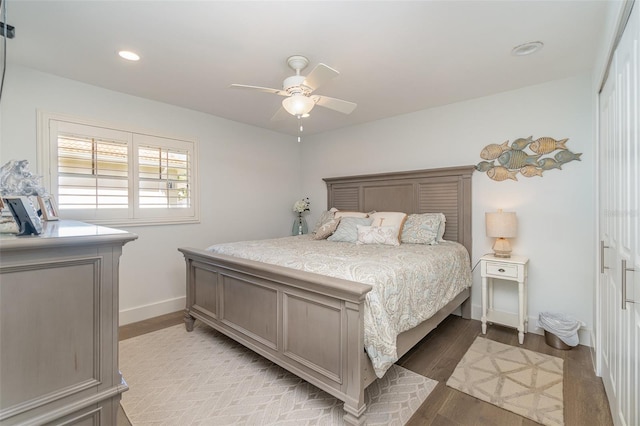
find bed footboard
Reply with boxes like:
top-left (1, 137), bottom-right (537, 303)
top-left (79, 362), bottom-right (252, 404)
top-left (179, 247), bottom-right (373, 425)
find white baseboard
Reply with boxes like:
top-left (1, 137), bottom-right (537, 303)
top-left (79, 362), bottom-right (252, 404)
top-left (119, 296), bottom-right (185, 326)
top-left (471, 303), bottom-right (592, 347)
top-left (119, 299), bottom-right (593, 346)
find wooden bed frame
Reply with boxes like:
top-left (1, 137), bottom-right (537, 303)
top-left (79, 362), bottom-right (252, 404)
top-left (179, 165), bottom-right (474, 425)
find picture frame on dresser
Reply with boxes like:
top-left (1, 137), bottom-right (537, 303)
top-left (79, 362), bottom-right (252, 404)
top-left (38, 195), bottom-right (59, 221)
top-left (2, 196), bottom-right (43, 235)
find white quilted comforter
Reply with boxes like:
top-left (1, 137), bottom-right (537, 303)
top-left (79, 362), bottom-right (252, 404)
top-left (207, 235), bottom-right (471, 378)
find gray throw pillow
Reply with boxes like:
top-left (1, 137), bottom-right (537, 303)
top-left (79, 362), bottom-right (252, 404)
top-left (327, 217), bottom-right (373, 243)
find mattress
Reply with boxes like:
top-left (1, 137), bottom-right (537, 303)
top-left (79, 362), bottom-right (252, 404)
top-left (207, 235), bottom-right (472, 377)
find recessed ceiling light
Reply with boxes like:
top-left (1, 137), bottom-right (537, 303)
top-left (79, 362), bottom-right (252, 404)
top-left (118, 50), bottom-right (140, 61)
top-left (511, 41), bottom-right (544, 56)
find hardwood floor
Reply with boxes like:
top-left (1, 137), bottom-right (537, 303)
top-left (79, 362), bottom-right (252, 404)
top-left (119, 311), bottom-right (184, 341)
top-left (118, 312), bottom-right (612, 426)
top-left (398, 316), bottom-right (612, 426)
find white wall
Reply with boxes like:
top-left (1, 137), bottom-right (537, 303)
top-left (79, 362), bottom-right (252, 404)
top-left (302, 73), bottom-right (596, 344)
top-left (0, 65), bottom-right (301, 324)
top-left (0, 65), bottom-right (598, 343)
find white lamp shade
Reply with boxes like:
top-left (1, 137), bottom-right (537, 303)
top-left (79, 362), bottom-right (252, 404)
top-left (282, 95), bottom-right (315, 116)
top-left (485, 211), bottom-right (517, 238)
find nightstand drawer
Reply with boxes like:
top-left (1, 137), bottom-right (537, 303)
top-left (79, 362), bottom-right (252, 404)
top-left (485, 262), bottom-right (518, 278)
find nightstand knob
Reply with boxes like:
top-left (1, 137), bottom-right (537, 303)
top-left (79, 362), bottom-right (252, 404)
top-left (498, 268), bottom-right (505, 272)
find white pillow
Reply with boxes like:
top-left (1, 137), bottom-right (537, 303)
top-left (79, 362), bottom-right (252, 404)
top-left (334, 210), bottom-right (369, 219)
top-left (356, 225), bottom-right (400, 246)
top-left (368, 212), bottom-right (407, 237)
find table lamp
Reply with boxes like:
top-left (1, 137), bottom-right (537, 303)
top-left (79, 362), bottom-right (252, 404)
top-left (485, 209), bottom-right (517, 258)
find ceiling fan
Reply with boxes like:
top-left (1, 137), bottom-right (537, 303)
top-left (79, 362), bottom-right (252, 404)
top-left (230, 55), bottom-right (357, 121)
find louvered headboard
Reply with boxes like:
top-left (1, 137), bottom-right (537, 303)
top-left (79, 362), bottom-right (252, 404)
top-left (323, 165), bottom-right (474, 255)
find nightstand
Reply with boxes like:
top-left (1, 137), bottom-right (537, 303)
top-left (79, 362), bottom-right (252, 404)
top-left (480, 254), bottom-right (529, 344)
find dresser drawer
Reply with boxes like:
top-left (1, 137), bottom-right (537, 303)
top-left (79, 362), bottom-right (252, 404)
top-left (485, 262), bottom-right (519, 278)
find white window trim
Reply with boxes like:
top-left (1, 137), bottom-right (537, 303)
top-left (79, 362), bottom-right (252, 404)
top-left (37, 110), bottom-right (200, 227)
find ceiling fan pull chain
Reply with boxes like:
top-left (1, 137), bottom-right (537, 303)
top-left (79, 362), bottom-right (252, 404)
top-left (297, 116), bottom-right (302, 143)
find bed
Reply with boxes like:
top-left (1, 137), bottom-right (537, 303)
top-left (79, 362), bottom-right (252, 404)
top-left (179, 165), bottom-right (474, 425)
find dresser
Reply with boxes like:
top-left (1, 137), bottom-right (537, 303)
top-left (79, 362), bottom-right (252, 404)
top-left (0, 220), bottom-right (137, 425)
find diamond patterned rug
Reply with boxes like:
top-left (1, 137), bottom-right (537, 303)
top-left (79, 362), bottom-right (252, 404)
top-left (120, 323), bottom-right (436, 425)
top-left (446, 337), bottom-right (564, 426)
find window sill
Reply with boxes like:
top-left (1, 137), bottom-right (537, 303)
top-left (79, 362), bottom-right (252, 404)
top-left (71, 217), bottom-right (201, 228)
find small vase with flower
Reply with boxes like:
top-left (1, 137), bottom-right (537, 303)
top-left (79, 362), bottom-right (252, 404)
top-left (292, 197), bottom-right (310, 235)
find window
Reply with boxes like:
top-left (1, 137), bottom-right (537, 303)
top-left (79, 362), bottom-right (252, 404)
top-left (57, 131), bottom-right (130, 212)
top-left (138, 146), bottom-right (190, 209)
top-left (37, 112), bottom-right (198, 226)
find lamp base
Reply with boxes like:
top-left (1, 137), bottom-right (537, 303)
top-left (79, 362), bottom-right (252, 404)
top-left (492, 237), bottom-right (512, 258)
top-left (492, 251), bottom-right (512, 258)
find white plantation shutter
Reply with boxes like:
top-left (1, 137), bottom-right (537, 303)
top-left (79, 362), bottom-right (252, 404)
top-left (133, 133), bottom-right (195, 220)
top-left (41, 114), bottom-right (198, 226)
top-left (138, 147), bottom-right (190, 208)
top-left (57, 135), bottom-right (130, 209)
top-left (51, 121), bottom-right (132, 221)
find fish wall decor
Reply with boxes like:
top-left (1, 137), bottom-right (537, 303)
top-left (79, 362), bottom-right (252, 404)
top-left (475, 136), bottom-right (581, 182)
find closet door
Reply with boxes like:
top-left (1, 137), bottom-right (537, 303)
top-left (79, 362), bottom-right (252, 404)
top-left (627, 5), bottom-right (639, 425)
top-left (598, 52), bottom-right (620, 423)
top-left (598, 3), bottom-right (639, 426)
top-left (617, 6), bottom-right (636, 424)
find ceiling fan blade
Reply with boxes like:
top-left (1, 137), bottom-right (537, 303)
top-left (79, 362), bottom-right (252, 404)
top-left (313, 95), bottom-right (357, 115)
top-left (230, 84), bottom-right (287, 96)
top-left (303, 63), bottom-right (339, 92)
top-left (270, 106), bottom-right (291, 121)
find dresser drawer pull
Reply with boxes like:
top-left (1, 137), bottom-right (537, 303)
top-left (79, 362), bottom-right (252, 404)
top-left (498, 268), bottom-right (505, 272)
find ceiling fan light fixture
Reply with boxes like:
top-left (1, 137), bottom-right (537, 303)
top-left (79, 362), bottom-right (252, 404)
top-left (282, 95), bottom-right (315, 117)
top-left (118, 50), bottom-right (140, 61)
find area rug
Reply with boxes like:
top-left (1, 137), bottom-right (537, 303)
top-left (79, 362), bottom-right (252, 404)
top-left (120, 323), bottom-right (436, 425)
top-left (446, 337), bottom-right (564, 426)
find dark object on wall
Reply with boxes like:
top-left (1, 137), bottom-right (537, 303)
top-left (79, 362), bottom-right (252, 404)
top-left (476, 136), bottom-right (581, 181)
top-left (0, 22), bottom-right (14, 39)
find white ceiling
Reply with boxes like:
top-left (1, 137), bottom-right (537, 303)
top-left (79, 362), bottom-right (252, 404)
top-left (5, 1), bottom-right (610, 136)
